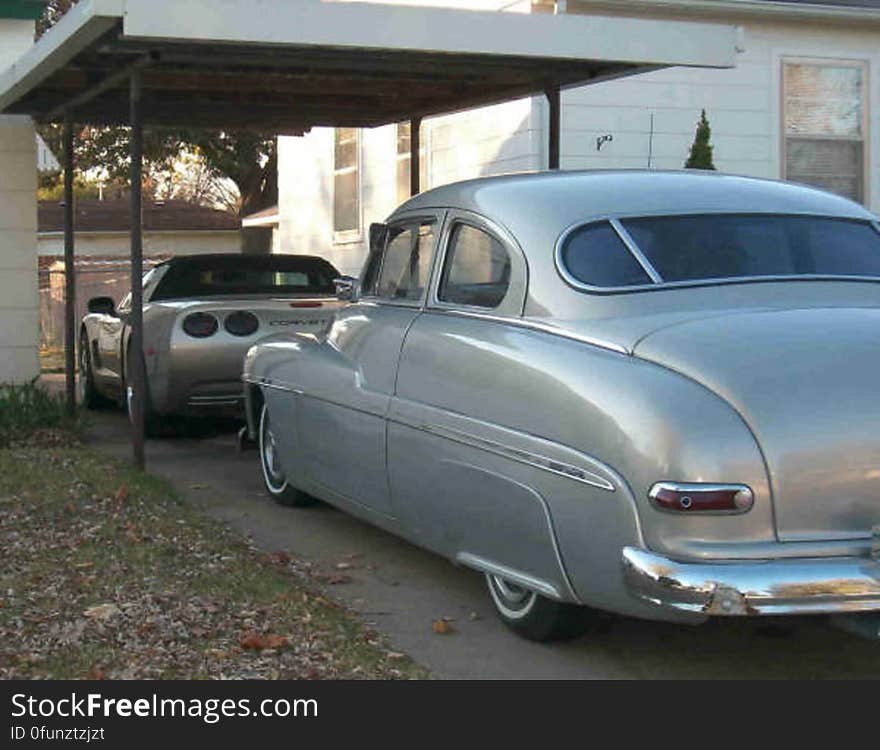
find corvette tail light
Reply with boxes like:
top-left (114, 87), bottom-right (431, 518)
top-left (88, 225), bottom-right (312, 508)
top-left (182, 312), bottom-right (218, 338)
top-left (224, 310), bottom-right (259, 336)
top-left (649, 482), bottom-right (754, 514)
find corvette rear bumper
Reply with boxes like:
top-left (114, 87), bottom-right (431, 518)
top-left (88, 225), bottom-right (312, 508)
top-left (622, 546), bottom-right (880, 616)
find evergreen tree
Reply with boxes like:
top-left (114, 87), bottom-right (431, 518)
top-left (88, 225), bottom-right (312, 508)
top-left (684, 109), bottom-right (716, 170)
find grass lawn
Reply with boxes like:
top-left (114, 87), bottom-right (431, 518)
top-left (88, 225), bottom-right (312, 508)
top-left (0, 441), bottom-right (427, 679)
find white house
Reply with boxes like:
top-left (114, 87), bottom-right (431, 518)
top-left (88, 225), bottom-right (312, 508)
top-left (277, 0), bottom-right (880, 276)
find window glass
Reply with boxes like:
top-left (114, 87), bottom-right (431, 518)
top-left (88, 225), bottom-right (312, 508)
top-left (621, 214), bottom-right (880, 282)
top-left (439, 224), bottom-right (511, 308)
top-left (783, 61), bottom-right (865, 203)
top-left (560, 222), bottom-right (652, 288)
top-left (334, 128), bottom-right (360, 234)
top-left (151, 256), bottom-right (339, 300)
top-left (375, 221), bottom-right (436, 301)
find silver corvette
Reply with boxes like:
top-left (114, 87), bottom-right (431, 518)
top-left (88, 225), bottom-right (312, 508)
top-left (79, 253), bottom-right (342, 432)
top-left (243, 171), bottom-right (880, 641)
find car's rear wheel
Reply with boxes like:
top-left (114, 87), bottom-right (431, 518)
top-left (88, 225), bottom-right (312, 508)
top-left (485, 573), bottom-right (596, 642)
top-left (259, 403), bottom-right (316, 507)
top-left (79, 333), bottom-right (108, 410)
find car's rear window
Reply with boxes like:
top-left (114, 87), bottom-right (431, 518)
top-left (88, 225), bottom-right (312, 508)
top-left (151, 256), bottom-right (339, 300)
top-left (560, 214), bottom-right (880, 288)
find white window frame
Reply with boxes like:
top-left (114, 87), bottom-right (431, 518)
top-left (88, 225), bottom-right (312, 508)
top-left (332, 127), bottom-right (362, 245)
top-left (780, 55), bottom-right (870, 205)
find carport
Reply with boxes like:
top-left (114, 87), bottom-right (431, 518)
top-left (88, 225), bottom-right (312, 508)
top-left (0, 0), bottom-right (736, 468)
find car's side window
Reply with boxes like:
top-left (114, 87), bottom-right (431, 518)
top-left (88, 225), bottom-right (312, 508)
top-left (375, 221), bottom-right (436, 302)
top-left (438, 223), bottom-right (511, 309)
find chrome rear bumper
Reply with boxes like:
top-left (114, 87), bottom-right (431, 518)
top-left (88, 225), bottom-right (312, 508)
top-left (622, 546), bottom-right (880, 616)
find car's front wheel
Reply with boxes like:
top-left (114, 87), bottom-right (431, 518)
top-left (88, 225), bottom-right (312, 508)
top-left (485, 574), bottom-right (596, 642)
top-left (259, 403), bottom-right (316, 508)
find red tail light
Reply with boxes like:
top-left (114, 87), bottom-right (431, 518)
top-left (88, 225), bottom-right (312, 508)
top-left (182, 312), bottom-right (218, 338)
top-left (649, 482), bottom-right (754, 514)
top-left (289, 301), bottom-right (323, 308)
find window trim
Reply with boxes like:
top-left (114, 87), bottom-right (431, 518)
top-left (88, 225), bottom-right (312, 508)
top-left (359, 213), bottom-right (443, 308)
top-left (780, 56), bottom-right (869, 206)
top-left (555, 212), bottom-right (880, 295)
top-left (428, 209), bottom-right (527, 317)
top-left (332, 127), bottom-right (362, 245)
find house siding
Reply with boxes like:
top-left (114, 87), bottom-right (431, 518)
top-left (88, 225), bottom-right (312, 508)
top-left (0, 20), bottom-right (39, 383)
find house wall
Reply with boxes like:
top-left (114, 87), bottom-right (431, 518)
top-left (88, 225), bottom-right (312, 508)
top-left (559, 7), bottom-right (880, 214)
top-left (0, 20), bottom-right (38, 383)
top-left (37, 230), bottom-right (243, 257)
top-left (276, 3), bottom-right (880, 278)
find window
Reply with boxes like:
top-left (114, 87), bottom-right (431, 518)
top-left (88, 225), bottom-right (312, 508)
top-left (559, 221), bottom-right (652, 288)
top-left (783, 59), bottom-right (867, 203)
top-left (334, 128), bottom-right (360, 238)
top-left (151, 256), bottom-right (338, 300)
top-left (396, 122), bottom-right (428, 204)
top-left (439, 224), bottom-right (511, 308)
top-left (620, 214), bottom-right (880, 282)
top-left (374, 221), bottom-right (436, 302)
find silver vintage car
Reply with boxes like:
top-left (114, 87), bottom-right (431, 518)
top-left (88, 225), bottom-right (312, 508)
top-left (80, 253), bottom-right (342, 433)
top-left (243, 171), bottom-right (880, 641)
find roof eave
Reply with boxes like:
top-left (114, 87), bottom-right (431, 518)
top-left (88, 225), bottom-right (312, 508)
top-left (569, 0), bottom-right (880, 25)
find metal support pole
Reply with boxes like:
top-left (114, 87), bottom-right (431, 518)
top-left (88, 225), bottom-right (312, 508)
top-left (545, 84), bottom-right (561, 170)
top-left (129, 70), bottom-right (146, 469)
top-left (62, 118), bottom-right (76, 416)
top-left (410, 116), bottom-right (422, 197)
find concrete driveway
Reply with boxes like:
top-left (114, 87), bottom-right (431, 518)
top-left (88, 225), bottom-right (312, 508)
top-left (79, 409), bottom-right (880, 679)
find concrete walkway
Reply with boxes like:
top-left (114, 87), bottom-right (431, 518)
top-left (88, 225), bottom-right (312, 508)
top-left (69, 401), bottom-right (880, 679)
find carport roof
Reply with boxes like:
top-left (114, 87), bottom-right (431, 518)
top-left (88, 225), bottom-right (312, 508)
top-left (0, 0), bottom-right (737, 132)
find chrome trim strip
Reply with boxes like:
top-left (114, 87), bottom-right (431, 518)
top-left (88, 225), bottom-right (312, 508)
top-left (428, 308), bottom-right (630, 355)
top-left (419, 422), bottom-right (616, 492)
top-left (455, 553), bottom-right (563, 601)
top-left (622, 546), bottom-right (880, 616)
top-left (609, 217), bottom-right (663, 284)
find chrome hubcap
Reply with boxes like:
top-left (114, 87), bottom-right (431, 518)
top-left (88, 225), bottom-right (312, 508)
top-left (261, 411), bottom-right (286, 487)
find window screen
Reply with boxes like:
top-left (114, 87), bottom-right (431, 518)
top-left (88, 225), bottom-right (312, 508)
top-left (783, 60), bottom-right (865, 203)
top-left (334, 128), bottom-right (360, 235)
top-left (439, 224), bottom-right (511, 308)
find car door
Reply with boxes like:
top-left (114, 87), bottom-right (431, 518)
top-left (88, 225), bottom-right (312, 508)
top-left (295, 210), bottom-right (445, 517)
top-left (387, 211), bottom-right (570, 594)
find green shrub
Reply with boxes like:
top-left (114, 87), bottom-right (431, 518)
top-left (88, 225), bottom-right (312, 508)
top-left (0, 380), bottom-right (81, 448)
top-left (685, 109), bottom-right (716, 170)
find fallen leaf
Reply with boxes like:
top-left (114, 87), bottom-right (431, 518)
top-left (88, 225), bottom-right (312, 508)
top-left (387, 651), bottom-right (406, 660)
top-left (432, 619), bottom-right (455, 635)
top-left (335, 562), bottom-right (353, 570)
top-left (86, 665), bottom-right (106, 680)
top-left (113, 486), bottom-right (129, 503)
top-left (239, 631), bottom-right (288, 650)
top-left (84, 603), bottom-right (121, 621)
